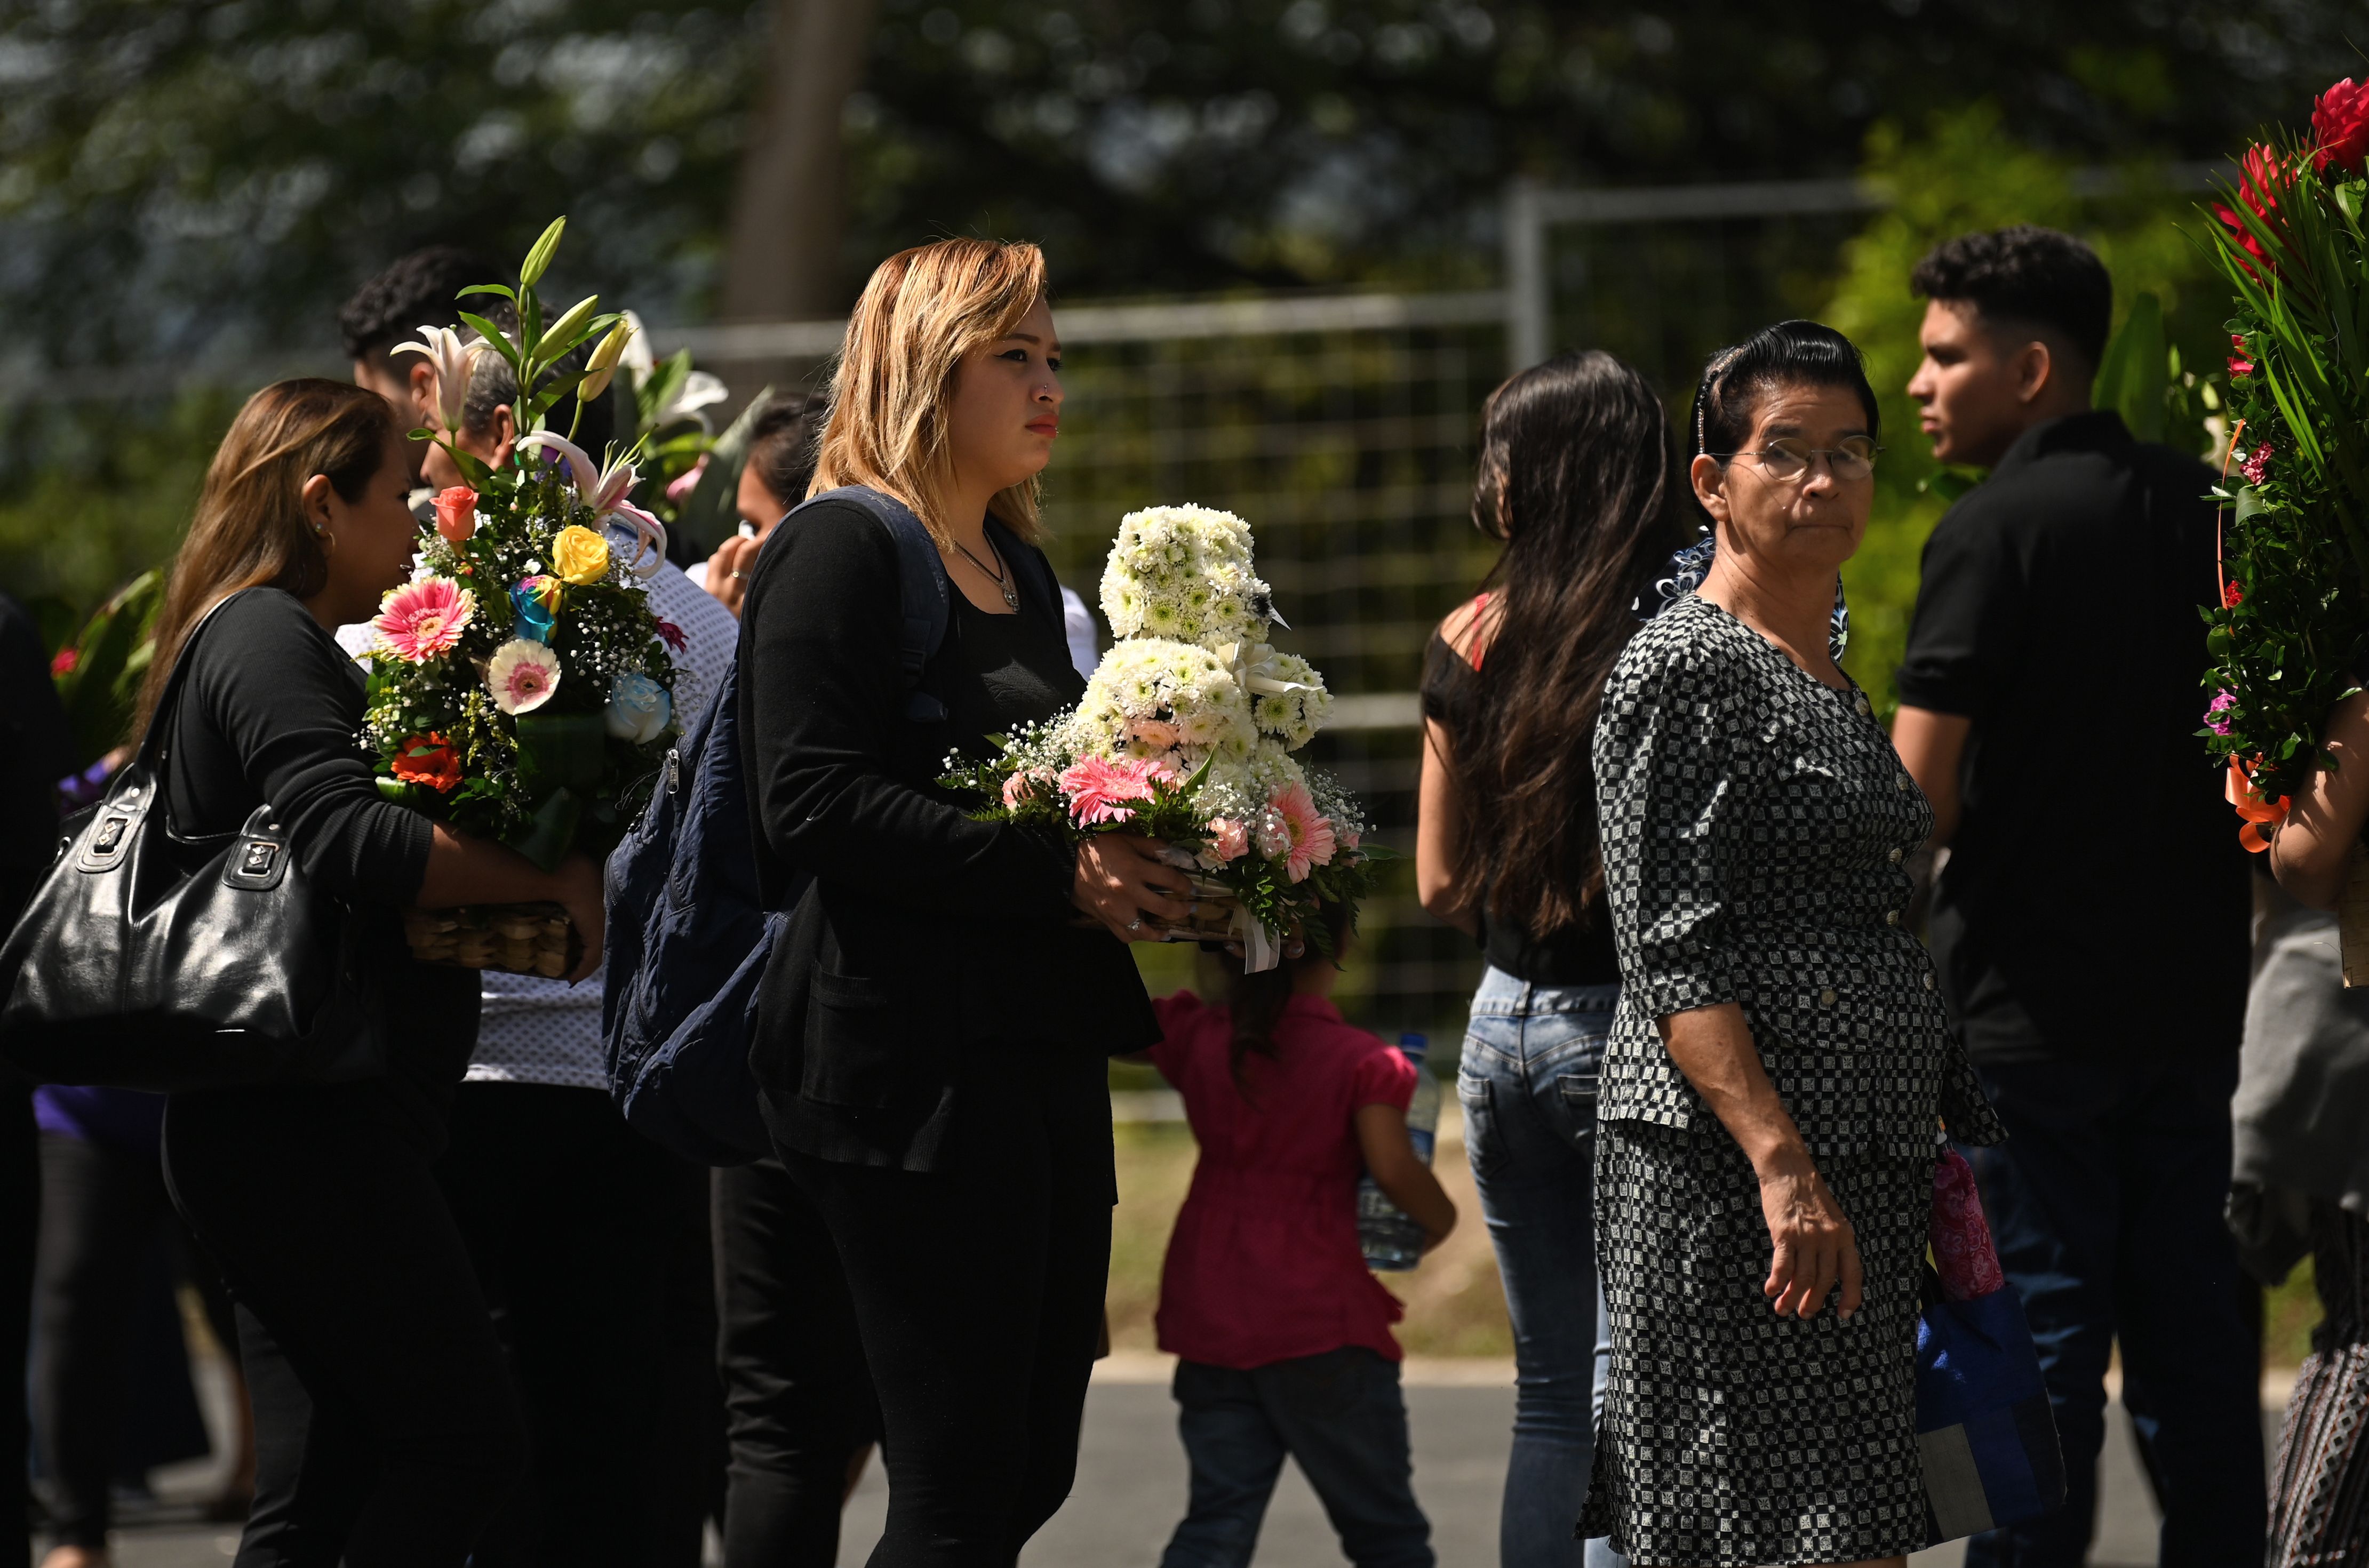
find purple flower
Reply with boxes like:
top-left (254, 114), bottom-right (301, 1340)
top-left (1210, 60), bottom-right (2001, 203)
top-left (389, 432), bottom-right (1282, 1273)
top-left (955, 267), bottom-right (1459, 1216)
top-left (2206, 690), bottom-right (2237, 737)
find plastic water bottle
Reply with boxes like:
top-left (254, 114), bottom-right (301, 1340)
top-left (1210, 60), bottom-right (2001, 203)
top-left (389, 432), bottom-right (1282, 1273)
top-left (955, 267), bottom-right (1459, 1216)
top-left (1359, 1033), bottom-right (1439, 1271)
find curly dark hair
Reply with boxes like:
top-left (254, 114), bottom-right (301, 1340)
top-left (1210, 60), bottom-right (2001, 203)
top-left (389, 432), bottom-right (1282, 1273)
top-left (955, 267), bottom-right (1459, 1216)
top-left (339, 246), bottom-right (500, 366)
top-left (743, 393), bottom-right (824, 511)
top-left (1910, 225), bottom-right (2112, 370)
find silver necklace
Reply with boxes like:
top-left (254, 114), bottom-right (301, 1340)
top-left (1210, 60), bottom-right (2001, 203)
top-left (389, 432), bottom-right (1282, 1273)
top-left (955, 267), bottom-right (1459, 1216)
top-left (953, 538), bottom-right (1018, 610)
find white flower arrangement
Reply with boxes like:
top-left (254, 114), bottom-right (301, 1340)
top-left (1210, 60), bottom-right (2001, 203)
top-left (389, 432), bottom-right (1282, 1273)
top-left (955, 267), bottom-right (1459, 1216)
top-left (1099, 504), bottom-right (1279, 646)
top-left (944, 501), bottom-right (1386, 970)
top-left (1066, 638), bottom-right (1255, 765)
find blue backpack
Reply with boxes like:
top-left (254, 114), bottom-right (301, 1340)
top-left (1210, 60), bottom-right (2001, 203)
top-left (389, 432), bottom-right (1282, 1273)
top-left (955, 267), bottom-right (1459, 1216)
top-left (601, 486), bottom-right (1052, 1164)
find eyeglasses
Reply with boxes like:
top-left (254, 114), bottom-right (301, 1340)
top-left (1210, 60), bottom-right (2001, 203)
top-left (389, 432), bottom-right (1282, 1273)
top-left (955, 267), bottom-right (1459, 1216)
top-left (1710, 436), bottom-right (1880, 483)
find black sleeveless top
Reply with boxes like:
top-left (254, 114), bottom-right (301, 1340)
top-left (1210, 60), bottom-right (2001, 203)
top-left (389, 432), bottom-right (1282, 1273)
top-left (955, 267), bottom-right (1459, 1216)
top-left (1419, 630), bottom-right (1621, 988)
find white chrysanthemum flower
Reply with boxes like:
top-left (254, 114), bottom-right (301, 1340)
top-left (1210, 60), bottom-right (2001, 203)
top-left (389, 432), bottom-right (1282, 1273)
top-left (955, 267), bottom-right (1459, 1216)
top-left (1100, 502), bottom-right (1275, 651)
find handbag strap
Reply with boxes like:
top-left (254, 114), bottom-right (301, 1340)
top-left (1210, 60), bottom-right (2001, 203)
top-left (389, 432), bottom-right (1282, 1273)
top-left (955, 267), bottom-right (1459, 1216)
top-left (134, 586), bottom-right (270, 775)
top-left (134, 587), bottom-right (282, 845)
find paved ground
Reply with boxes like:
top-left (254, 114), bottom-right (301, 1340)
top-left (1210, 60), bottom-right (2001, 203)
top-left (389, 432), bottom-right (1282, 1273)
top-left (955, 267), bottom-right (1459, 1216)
top-left (70, 1359), bottom-right (2245, 1567)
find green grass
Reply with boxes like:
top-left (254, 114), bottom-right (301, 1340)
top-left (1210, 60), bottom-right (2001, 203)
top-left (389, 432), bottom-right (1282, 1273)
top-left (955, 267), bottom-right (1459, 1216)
top-left (2267, 1258), bottom-right (2323, 1369)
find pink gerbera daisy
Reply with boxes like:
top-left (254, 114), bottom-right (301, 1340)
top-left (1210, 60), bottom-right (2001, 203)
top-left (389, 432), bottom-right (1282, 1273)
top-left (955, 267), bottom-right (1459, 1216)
top-left (1269, 781), bottom-right (1338, 883)
top-left (1058, 755), bottom-right (1169, 826)
top-left (485, 638), bottom-right (562, 716)
top-left (372, 576), bottom-right (475, 665)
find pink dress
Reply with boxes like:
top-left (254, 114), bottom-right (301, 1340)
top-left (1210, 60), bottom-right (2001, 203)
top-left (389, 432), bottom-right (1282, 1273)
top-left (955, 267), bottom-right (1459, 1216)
top-left (1149, 991), bottom-right (1418, 1370)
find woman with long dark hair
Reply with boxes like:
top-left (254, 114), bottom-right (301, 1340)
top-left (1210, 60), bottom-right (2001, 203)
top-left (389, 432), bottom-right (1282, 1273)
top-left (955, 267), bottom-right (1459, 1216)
top-left (1414, 350), bottom-right (1685, 1568)
top-left (145, 379), bottom-right (606, 1566)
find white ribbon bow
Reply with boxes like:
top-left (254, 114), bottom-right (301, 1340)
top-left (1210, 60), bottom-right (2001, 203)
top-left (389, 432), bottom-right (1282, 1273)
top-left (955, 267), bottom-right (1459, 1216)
top-left (1214, 640), bottom-right (1318, 698)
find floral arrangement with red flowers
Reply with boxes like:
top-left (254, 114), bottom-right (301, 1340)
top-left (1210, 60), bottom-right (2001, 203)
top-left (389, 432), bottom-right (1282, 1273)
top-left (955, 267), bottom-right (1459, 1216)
top-left (2199, 79), bottom-right (2369, 846)
top-left (360, 218), bottom-right (682, 969)
top-left (938, 505), bottom-right (1389, 970)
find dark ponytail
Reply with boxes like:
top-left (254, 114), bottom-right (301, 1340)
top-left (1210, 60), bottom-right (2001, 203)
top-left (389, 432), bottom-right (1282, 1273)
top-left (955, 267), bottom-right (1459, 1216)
top-left (1223, 903), bottom-right (1353, 1096)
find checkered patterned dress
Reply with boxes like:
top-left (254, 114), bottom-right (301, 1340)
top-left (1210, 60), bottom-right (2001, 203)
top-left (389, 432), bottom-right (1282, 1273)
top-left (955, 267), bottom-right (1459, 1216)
top-left (1578, 593), bottom-right (2005, 1567)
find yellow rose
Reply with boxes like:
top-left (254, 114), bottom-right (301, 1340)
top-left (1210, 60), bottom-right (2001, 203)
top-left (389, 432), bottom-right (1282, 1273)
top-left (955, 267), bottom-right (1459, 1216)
top-left (550, 525), bottom-right (611, 586)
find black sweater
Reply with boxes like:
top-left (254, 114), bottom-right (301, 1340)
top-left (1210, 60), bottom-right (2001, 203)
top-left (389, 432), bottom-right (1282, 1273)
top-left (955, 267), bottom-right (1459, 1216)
top-left (738, 495), bottom-right (1155, 1172)
top-left (157, 588), bottom-right (477, 1124)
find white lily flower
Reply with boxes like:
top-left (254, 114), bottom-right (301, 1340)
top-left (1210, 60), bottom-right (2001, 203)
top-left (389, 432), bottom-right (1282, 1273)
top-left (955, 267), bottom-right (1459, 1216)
top-left (517, 431), bottom-right (639, 516)
top-left (390, 324), bottom-right (485, 434)
top-left (656, 370), bottom-right (730, 430)
top-left (610, 501), bottom-right (669, 581)
top-left (619, 309), bottom-right (656, 380)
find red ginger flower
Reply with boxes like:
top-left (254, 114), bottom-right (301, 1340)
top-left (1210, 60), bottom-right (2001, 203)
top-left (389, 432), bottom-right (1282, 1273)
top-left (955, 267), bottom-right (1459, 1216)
top-left (2216, 145), bottom-right (2292, 278)
top-left (2223, 579), bottom-right (2245, 609)
top-left (48, 647), bottom-right (76, 677)
top-left (2228, 333), bottom-right (2254, 378)
top-left (2315, 78), bottom-right (2369, 177)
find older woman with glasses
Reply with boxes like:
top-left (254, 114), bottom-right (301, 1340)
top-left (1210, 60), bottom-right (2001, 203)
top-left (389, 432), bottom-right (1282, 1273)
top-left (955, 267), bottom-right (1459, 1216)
top-left (1579, 321), bottom-right (2004, 1568)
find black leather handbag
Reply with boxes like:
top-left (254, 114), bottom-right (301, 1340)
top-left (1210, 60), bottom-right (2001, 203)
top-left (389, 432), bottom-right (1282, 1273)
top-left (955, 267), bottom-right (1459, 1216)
top-left (0, 590), bottom-right (387, 1090)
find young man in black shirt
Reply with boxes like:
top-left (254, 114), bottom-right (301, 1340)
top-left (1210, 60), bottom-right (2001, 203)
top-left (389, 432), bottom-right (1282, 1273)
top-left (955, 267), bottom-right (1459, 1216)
top-left (1893, 227), bottom-right (2263, 1566)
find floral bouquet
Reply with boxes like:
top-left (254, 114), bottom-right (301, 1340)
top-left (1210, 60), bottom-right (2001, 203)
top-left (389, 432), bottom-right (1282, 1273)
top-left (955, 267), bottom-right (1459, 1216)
top-left (2199, 80), bottom-right (2369, 977)
top-left (940, 505), bottom-right (1388, 971)
top-left (362, 218), bottom-right (682, 974)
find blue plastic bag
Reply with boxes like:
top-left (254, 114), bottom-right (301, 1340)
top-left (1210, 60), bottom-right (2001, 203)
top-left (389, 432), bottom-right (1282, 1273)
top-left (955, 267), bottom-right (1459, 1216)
top-left (1916, 1266), bottom-right (2067, 1545)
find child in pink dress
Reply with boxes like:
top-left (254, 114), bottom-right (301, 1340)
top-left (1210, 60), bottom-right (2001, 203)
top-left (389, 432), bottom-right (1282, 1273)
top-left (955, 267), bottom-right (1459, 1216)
top-left (1139, 927), bottom-right (1456, 1568)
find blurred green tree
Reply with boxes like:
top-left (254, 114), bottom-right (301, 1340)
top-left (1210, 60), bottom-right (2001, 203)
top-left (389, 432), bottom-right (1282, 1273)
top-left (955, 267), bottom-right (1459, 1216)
top-left (0, 1), bottom-right (2338, 621)
top-left (0, 0), bottom-right (2348, 366)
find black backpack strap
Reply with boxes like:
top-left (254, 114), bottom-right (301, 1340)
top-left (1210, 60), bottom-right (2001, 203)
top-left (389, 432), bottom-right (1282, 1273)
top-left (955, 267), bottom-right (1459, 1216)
top-left (773, 486), bottom-right (953, 723)
top-left (772, 491), bottom-right (1066, 723)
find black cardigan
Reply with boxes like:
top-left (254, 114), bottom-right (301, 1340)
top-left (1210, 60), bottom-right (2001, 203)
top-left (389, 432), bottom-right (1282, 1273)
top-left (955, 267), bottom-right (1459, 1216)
top-left (737, 495), bottom-right (1155, 1172)
top-left (157, 587), bottom-right (478, 1130)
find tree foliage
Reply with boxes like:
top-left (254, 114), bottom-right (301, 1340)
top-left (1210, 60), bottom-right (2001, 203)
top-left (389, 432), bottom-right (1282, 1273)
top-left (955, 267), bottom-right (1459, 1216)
top-left (0, 0), bottom-right (2354, 369)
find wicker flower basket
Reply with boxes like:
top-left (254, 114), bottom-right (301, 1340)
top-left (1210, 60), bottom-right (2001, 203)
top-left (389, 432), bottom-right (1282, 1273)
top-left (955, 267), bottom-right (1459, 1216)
top-left (1144, 871), bottom-right (1282, 971)
top-left (2342, 847), bottom-right (2369, 989)
top-left (1148, 875), bottom-right (1244, 943)
top-left (403, 902), bottom-right (575, 977)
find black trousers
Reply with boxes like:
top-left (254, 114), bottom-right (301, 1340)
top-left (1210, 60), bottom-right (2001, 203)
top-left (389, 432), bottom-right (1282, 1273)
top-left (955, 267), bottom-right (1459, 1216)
top-left (32, 1128), bottom-right (240, 1546)
top-left (163, 1081), bottom-right (525, 1568)
top-left (436, 1081), bottom-right (720, 1568)
top-left (0, 1083), bottom-right (33, 1566)
top-left (776, 1045), bottom-right (1113, 1567)
top-left (715, 1154), bottom-right (881, 1567)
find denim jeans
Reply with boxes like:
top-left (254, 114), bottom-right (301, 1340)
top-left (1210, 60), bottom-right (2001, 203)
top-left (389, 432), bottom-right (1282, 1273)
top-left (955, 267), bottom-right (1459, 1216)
top-left (1960, 1054), bottom-right (2266, 1568)
top-left (1458, 968), bottom-right (1625, 1568)
top-left (1159, 1348), bottom-right (1432, 1568)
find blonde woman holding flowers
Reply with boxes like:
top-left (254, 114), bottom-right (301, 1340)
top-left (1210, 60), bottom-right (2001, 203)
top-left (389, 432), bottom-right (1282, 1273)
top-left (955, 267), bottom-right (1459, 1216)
top-left (142, 380), bottom-right (605, 1566)
top-left (738, 238), bottom-right (1179, 1564)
